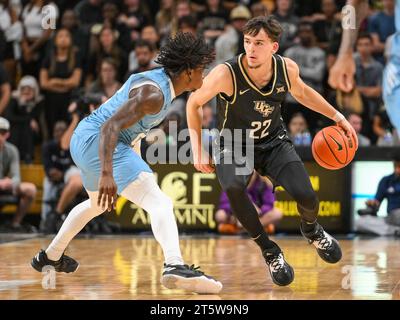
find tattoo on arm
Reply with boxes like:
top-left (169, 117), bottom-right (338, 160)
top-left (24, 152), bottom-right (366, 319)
top-left (99, 85), bottom-right (164, 175)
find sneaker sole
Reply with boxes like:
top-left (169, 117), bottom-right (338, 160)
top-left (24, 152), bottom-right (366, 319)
top-left (30, 259), bottom-right (80, 274)
top-left (268, 264), bottom-right (295, 287)
top-left (316, 238), bottom-right (342, 264)
top-left (161, 274), bottom-right (223, 294)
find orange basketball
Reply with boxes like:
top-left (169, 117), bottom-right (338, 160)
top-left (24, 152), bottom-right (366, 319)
top-left (312, 126), bottom-right (356, 170)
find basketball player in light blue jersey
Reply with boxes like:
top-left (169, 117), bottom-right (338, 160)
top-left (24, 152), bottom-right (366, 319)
top-left (329, 0), bottom-right (400, 134)
top-left (31, 33), bottom-right (222, 294)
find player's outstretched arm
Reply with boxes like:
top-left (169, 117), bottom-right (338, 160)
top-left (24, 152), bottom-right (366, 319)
top-left (98, 85), bottom-right (164, 211)
top-left (186, 64), bottom-right (232, 173)
top-left (285, 57), bottom-right (358, 148)
top-left (328, 0), bottom-right (369, 92)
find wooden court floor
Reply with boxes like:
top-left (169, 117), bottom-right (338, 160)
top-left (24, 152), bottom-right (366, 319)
top-left (0, 235), bottom-right (399, 300)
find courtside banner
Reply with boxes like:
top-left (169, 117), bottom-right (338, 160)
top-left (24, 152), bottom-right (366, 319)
top-left (107, 162), bottom-right (351, 233)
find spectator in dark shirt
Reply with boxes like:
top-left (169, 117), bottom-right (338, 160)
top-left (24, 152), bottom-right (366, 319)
top-left (5, 75), bottom-right (44, 163)
top-left (312, 0), bottom-right (342, 56)
top-left (369, 154), bottom-right (400, 218)
top-left (273, 0), bottom-right (300, 54)
top-left (60, 9), bottom-right (90, 76)
top-left (41, 120), bottom-right (83, 233)
top-left (40, 28), bottom-right (82, 138)
top-left (118, 0), bottom-right (152, 43)
top-left (87, 26), bottom-right (128, 84)
top-left (0, 63), bottom-right (11, 115)
top-left (74, 0), bottom-right (103, 29)
top-left (198, 0), bottom-right (229, 47)
top-left (356, 152), bottom-right (400, 235)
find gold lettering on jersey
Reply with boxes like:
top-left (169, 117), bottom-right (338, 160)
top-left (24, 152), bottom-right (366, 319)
top-left (276, 86), bottom-right (285, 93)
top-left (253, 101), bottom-right (275, 117)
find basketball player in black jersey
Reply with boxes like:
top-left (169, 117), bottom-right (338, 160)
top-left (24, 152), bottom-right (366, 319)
top-left (187, 16), bottom-right (358, 286)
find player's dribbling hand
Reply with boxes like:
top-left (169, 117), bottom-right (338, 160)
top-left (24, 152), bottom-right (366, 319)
top-left (193, 151), bottom-right (215, 173)
top-left (336, 118), bottom-right (359, 150)
top-left (98, 174), bottom-right (117, 212)
top-left (328, 53), bottom-right (356, 93)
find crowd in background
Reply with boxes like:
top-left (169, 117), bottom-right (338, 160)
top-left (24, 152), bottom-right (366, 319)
top-left (0, 0), bottom-right (398, 233)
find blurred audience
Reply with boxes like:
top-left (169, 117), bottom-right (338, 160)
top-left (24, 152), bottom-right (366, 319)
top-left (40, 28), bottom-right (82, 138)
top-left (347, 112), bottom-right (371, 147)
top-left (5, 75), bottom-right (44, 163)
top-left (0, 117), bottom-right (37, 232)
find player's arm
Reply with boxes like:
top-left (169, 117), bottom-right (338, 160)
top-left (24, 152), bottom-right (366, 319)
top-left (186, 64), bottom-right (232, 173)
top-left (285, 57), bottom-right (358, 148)
top-left (98, 85), bottom-right (163, 211)
top-left (367, 176), bottom-right (387, 208)
top-left (328, 0), bottom-right (369, 92)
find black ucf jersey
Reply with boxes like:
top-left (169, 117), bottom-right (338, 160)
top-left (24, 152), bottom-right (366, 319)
top-left (216, 53), bottom-right (291, 147)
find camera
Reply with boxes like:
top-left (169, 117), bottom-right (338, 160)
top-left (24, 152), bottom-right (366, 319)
top-left (357, 203), bottom-right (379, 217)
top-left (74, 92), bottom-right (103, 118)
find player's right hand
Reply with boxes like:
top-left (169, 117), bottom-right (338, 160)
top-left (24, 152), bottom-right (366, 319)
top-left (98, 173), bottom-right (117, 212)
top-left (193, 151), bottom-right (215, 173)
top-left (336, 118), bottom-right (359, 150)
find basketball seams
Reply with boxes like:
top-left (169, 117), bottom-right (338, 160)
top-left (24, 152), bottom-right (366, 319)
top-left (321, 129), bottom-right (345, 165)
top-left (331, 126), bottom-right (349, 164)
top-left (312, 141), bottom-right (336, 169)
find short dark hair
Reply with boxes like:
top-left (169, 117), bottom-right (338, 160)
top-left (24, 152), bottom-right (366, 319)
top-left (393, 150), bottom-right (400, 162)
top-left (135, 39), bottom-right (154, 52)
top-left (242, 15), bottom-right (283, 42)
top-left (155, 32), bottom-right (214, 77)
top-left (178, 15), bottom-right (198, 30)
top-left (298, 21), bottom-right (314, 32)
top-left (345, 111), bottom-right (362, 120)
top-left (357, 32), bottom-right (373, 43)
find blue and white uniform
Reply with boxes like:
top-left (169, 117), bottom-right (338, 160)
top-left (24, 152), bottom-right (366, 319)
top-left (70, 68), bottom-right (175, 193)
top-left (383, 0), bottom-right (400, 132)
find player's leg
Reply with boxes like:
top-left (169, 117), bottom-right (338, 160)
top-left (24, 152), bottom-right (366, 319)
top-left (119, 171), bottom-right (222, 293)
top-left (31, 189), bottom-right (103, 273)
top-left (215, 153), bottom-right (294, 286)
top-left (31, 133), bottom-right (105, 273)
top-left (274, 160), bottom-right (342, 263)
top-left (114, 138), bottom-right (222, 294)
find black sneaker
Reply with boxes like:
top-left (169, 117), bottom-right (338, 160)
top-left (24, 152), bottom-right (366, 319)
top-left (161, 264), bottom-right (223, 294)
top-left (301, 223), bottom-right (342, 264)
top-left (263, 246), bottom-right (294, 286)
top-left (31, 249), bottom-right (79, 273)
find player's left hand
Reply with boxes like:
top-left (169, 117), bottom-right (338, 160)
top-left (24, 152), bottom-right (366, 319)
top-left (98, 174), bottom-right (117, 212)
top-left (328, 53), bottom-right (356, 93)
top-left (336, 118), bottom-right (359, 150)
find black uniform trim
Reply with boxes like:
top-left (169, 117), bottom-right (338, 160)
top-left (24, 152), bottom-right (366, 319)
top-left (280, 55), bottom-right (291, 90)
top-left (218, 62), bottom-right (237, 104)
top-left (237, 53), bottom-right (278, 96)
top-left (220, 100), bottom-right (230, 133)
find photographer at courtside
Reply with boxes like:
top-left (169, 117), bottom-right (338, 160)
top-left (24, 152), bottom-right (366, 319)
top-left (356, 152), bottom-right (400, 236)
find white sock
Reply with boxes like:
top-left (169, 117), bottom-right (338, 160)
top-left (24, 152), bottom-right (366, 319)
top-left (46, 191), bottom-right (103, 261)
top-left (121, 172), bottom-right (184, 266)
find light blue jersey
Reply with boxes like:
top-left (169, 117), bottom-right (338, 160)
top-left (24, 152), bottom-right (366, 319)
top-left (383, 0), bottom-right (400, 133)
top-left (70, 67), bottom-right (176, 193)
top-left (76, 67), bottom-right (174, 145)
top-left (389, 0), bottom-right (400, 59)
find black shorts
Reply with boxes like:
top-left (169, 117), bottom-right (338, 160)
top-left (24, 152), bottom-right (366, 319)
top-left (214, 134), bottom-right (302, 190)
